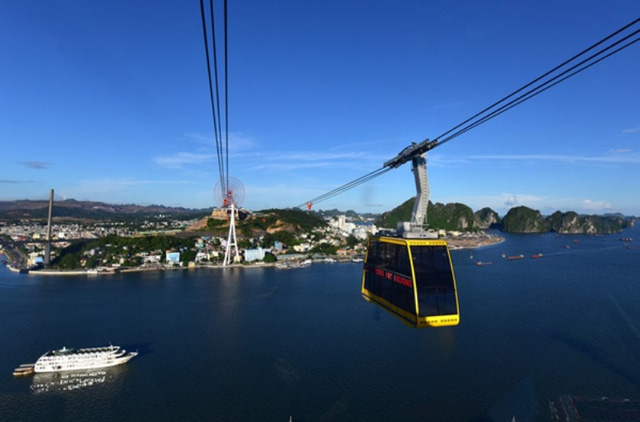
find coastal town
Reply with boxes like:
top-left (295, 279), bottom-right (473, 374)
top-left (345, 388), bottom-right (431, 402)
top-left (0, 208), bottom-right (504, 275)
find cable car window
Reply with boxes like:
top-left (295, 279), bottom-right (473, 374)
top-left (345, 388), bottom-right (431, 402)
top-left (397, 245), bottom-right (411, 276)
top-left (411, 245), bottom-right (458, 317)
top-left (367, 240), bottom-right (379, 266)
top-left (363, 240), bottom-right (416, 315)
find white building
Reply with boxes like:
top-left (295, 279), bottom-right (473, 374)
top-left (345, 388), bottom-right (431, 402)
top-left (244, 248), bottom-right (267, 262)
top-left (293, 243), bottom-right (311, 253)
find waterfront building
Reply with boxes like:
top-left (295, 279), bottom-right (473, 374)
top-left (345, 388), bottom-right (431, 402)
top-left (166, 252), bottom-right (181, 264)
top-left (293, 243), bottom-right (311, 253)
top-left (244, 248), bottom-right (266, 262)
top-left (143, 255), bottom-right (162, 264)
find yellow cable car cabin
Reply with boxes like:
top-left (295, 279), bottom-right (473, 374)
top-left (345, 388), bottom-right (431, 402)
top-left (361, 236), bottom-right (460, 328)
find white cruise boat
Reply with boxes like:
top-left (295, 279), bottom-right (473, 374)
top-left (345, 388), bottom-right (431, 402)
top-left (34, 345), bottom-right (137, 373)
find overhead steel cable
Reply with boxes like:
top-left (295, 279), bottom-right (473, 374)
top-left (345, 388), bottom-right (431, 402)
top-left (440, 35), bottom-right (640, 147)
top-left (297, 18), bottom-right (640, 209)
top-left (224, 0), bottom-right (230, 194)
top-left (437, 26), bottom-right (640, 147)
top-left (198, 0), bottom-right (225, 191)
top-left (208, 0), bottom-right (226, 194)
top-left (433, 17), bottom-right (640, 144)
top-left (199, 0), bottom-right (231, 196)
top-left (295, 167), bottom-right (392, 209)
top-left (295, 168), bottom-right (389, 208)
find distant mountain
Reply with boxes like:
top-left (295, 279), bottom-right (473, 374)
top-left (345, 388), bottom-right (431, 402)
top-left (0, 199), bottom-right (211, 220)
top-left (501, 206), bottom-right (550, 233)
top-left (375, 198), bottom-right (490, 231)
top-left (475, 207), bottom-right (501, 229)
top-left (503, 206), bottom-right (629, 234)
top-left (373, 199), bottom-right (630, 234)
top-left (313, 208), bottom-right (379, 220)
top-left (429, 202), bottom-right (480, 231)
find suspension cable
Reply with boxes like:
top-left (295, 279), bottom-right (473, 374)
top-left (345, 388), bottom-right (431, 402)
top-left (434, 17), bottom-right (640, 143)
top-left (438, 27), bottom-right (640, 147)
top-left (224, 0), bottom-right (230, 194)
top-left (199, 0), bottom-right (225, 191)
top-left (297, 18), bottom-right (640, 209)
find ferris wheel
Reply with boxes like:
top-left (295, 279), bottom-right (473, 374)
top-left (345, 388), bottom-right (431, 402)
top-left (214, 176), bottom-right (245, 209)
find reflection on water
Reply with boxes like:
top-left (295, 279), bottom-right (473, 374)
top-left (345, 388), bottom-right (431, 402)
top-left (30, 366), bottom-right (125, 394)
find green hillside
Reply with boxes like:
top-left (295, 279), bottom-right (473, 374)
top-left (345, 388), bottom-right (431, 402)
top-left (501, 206), bottom-right (550, 233)
top-left (375, 199), bottom-right (483, 231)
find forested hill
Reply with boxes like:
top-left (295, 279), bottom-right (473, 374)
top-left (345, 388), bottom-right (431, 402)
top-left (376, 199), bottom-right (632, 234)
top-left (375, 199), bottom-right (499, 232)
top-left (196, 208), bottom-right (327, 246)
top-left (502, 206), bottom-right (631, 234)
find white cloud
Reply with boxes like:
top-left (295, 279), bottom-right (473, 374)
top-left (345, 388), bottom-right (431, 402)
top-left (505, 195), bottom-right (518, 208)
top-left (582, 199), bottom-right (613, 211)
top-left (246, 150), bottom-right (384, 172)
top-left (154, 152), bottom-right (215, 169)
top-left (60, 177), bottom-right (193, 201)
top-left (466, 153), bottom-right (640, 164)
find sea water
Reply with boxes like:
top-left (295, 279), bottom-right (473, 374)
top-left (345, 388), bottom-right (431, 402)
top-left (1, 225), bottom-right (639, 421)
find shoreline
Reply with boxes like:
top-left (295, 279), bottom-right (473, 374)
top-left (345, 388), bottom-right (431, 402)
top-left (446, 233), bottom-right (505, 250)
top-left (13, 234), bottom-right (507, 277)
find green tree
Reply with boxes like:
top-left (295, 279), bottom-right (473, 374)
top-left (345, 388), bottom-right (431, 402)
top-left (346, 235), bottom-right (358, 248)
top-left (181, 249), bottom-right (197, 265)
top-left (238, 239), bottom-right (252, 249)
top-left (206, 218), bottom-right (226, 230)
top-left (312, 242), bottom-right (338, 255)
top-left (57, 253), bottom-right (80, 269)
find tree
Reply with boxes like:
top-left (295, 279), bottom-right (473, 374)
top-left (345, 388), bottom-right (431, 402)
top-left (312, 242), bottom-right (338, 255)
top-left (181, 249), bottom-right (197, 265)
top-left (238, 238), bottom-right (252, 249)
top-left (263, 253), bottom-right (277, 263)
top-left (346, 235), bottom-right (359, 248)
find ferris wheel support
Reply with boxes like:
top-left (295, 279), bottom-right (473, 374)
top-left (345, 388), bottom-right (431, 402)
top-left (223, 203), bottom-right (239, 266)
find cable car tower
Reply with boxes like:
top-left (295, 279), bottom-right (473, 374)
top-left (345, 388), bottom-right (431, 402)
top-left (215, 177), bottom-right (245, 266)
top-left (383, 139), bottom-right (441, 238)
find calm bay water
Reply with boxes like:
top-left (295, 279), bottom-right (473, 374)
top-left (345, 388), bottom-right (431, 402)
top-left (1, 225), bottom-right (640, 421)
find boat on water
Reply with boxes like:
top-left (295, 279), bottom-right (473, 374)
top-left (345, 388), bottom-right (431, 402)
top-left (508, 254), bottom-right (524, 260)
top-left (33, 345), bottom-right (137, 373)
top-left (531, 253), bottom-right (544, 259)
top-left (475, 261), bottom-right (493, 266)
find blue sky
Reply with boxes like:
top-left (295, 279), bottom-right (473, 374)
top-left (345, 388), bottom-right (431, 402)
top-left (1, 1), bottom-right (639, 216)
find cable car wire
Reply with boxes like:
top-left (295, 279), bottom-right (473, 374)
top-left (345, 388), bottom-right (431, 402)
top-left (199, 0), bottom-right (225, 192)
top-left (210, 0), bottom-right (226, 194)
top-left (296, 167), bottom-right (392, 209)
top-left (433, 17), bottom-right (640, 144)
top-left (199, 0), bottom-right (229, 195)
top-left (298, 18), bottom-right (640, 208)
top-left (437, 26), bottom-right (640, 147)
top-left (439, 35), bottom-right (640, 147)
top-left (224, 0), bottom-right (230, 194)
